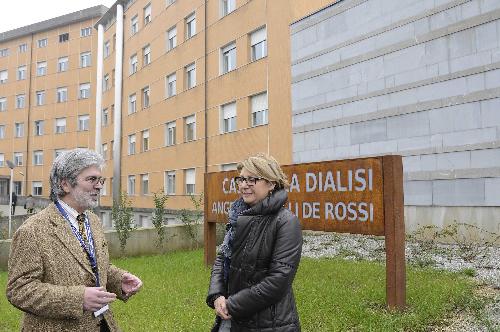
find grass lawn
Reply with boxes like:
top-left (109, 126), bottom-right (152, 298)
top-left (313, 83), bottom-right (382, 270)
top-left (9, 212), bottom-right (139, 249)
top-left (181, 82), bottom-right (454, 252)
top-left (0, 249), bottom-right (483, 331)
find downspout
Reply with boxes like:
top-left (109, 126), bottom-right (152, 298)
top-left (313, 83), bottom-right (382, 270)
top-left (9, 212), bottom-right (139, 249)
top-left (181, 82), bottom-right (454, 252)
top-left (95, 24), bottom-right (104, 152)
top-left (204, 0), bottom-right (208, 176)
top-left (24, 33), bottom-right (34, 196)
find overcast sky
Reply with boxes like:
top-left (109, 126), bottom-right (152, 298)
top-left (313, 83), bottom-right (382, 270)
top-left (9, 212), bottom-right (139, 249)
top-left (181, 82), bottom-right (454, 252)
top-left (0, 0), bottom-right (116, 33)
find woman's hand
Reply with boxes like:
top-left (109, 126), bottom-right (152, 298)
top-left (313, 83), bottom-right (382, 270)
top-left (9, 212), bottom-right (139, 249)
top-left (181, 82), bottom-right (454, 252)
top-left (214, 296), bottom-right (232, 320)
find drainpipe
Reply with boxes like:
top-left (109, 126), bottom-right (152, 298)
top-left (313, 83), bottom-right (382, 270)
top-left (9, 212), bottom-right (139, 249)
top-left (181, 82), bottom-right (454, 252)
top-left (95, 24), bottom-right (104, 152)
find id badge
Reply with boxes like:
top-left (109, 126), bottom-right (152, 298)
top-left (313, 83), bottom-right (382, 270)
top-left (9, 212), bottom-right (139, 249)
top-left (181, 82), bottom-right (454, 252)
top-left (94, 304), bottom-right (109, 317)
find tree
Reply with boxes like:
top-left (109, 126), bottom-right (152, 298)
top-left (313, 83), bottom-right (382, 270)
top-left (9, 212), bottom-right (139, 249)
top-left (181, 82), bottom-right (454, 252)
top-left (111, 191), bottom-right (135, 254)
top-left (152, 191), bottom-right (169, 247)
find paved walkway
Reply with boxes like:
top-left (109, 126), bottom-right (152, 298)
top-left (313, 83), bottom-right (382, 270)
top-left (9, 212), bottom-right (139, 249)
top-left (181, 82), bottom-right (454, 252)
top-left (0, 204), bottom-right (28, 217)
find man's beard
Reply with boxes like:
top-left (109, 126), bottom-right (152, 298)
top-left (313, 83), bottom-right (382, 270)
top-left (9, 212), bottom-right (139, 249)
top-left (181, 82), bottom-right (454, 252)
top-left (72, 186), bottom-right (99, 210)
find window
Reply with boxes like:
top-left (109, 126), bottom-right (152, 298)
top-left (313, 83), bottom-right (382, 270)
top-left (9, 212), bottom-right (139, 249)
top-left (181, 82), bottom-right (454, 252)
top-left (55, 118), bottom-right (66, 133)
top-left (37, 38), bottom-right (48, 48)
top-left (101, 143), bottom-right (108, 159)
top-left (17, 66), bottom-right (27, 80)
top-left (14, 152), bottom-right (23, 166)
top-left (184, 115), bottom-right (195, 142)
top-left (143, 45), bottom-right (151, 66)
top-left (14, 181), bottom-right (22, 196)
top-left (36, 91), bottom-right (45, 106)
top-left (221, 163), bottom-right (238, 171)
top-left (0, 125), bottom-right (5, 139)
top-left (15, 123), bottom-right (24, 137)
top-left (142, 86), bottom-right (150, 108)
top-left (16, 94), bottom-right (25, 109)
top-left (130, 54), bottom-right (138, 74)
top-left (103, 74), bottom-right (110, 91)
top-left (102, 108), bottom-right (109, 126)
top-left (166, 73), bottom-right (176, 97)
top-left (58, 57), bottom-right (68, 72)
top-left (144, 4), bottom-right (152, 25)
top-left (129, 94), bottom-right (137, 114)
top-left (165, 121), bottom-right (176, 146)
top-left (0, 48), bottom-right (8, 57)
top-left (104, 41), bottom-right (111, 58)
top-left (185, 13), bottom-right (196, 39)
top-left (19, 43), bottom-right (28, 53)
top-left (221, 102), bottom-right (236, 133)
top-left (81, 27), bottom-right (92, 37)
top-left (128, 134), bottom-right (136, 155)
top-left (167, 26), bottom-right (177, 51)
top-left (141, 174), bottom-right (149, 195)
top-left (57, 87), bottom-right (68, 103)
top-left (185, 168), bottom-right (195, 194)
top-left (54, 149), bottom-right (67, 159)
top-left (165, 171), bottom-right (176, 194)
top-left (34, 120), bottom-right (44, 136)
top-left (0, 97), bottom-right (5, 111)
top-left (78, 115), bottom-right (90, 131)
top-left (141, 129), bottom-right (149, 152)
top-left (37, 61), bottom-right (47, 76)
top-left (251, 27), bottom-right (267, 61)
top-left (131, 15), bottom-right (139, 35)
top-left (0, 70), bottom-right (7, 83)
top-left (0, 154), bottom-right (3, 166)
top-left (221, 42), bottom-right (236, 74)
top-left (251, 92), bottom-right (268, 126)
top-left (80, 52), bottom-right (91, 67)
top-left (33, 151), bottom-right (43, 165)
top-left (79, 83), bottom-right (90, 99)
top-left (33, 181), bottom-right (43, 196)
top-left (185, 63), bottom-right (196, 89)
top-left (221, 0), bottom-right (235, 16)
top-left (128, 175), bottom-right (136, 195)
top-left (59, 33), bottom-right (69, 43)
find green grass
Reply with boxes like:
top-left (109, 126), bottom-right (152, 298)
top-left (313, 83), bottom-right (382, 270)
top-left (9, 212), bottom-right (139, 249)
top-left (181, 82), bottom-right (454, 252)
top-left (1, 250), bottom-right (484, 331)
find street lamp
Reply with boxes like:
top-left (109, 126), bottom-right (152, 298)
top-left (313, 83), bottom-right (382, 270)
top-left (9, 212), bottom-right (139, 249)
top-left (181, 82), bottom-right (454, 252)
top-left (6, 160), bottom-right (15, 239)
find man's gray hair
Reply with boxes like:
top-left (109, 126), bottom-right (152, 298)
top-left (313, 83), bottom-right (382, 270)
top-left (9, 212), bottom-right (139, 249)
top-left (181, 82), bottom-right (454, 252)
top-left (49, 148), bottom-right (104, 201)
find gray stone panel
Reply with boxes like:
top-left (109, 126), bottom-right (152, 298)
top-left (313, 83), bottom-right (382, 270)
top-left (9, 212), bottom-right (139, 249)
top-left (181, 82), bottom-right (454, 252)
top-left (485, 177), bottom-right (500, 205)
top-left (432, 178), bottom-right (485, 206)
top-left (429, 103), bottom-right (481, 134)
top-left (387, 112), bottom-right (430, 139)
top-left (480, 98), bottom-right (500, 127)
top-left (397, 136), bottom-right (431, 152)
top-left (403, 155), bottom-right (421, 172)
top-left (470, 148), bottom-right (500, 168)
top-left (359, 139), bottom-right (398, 155)
top-left (334, 125), bottom-right (351, 147)
top-left (404, 180), bottom-right (433, 205)
top-left (350, 118), bottom-right (387, 144)
top-left (318, 127), bottom-right (335, 149)
top-left (436, 151), bottom-right (471, 170)
top-left (293, 133), bottom-right (305, 153)
top-left (304, 131), bottom-right (320, 150)
top-left (442, 127), bottom-right (497, 147)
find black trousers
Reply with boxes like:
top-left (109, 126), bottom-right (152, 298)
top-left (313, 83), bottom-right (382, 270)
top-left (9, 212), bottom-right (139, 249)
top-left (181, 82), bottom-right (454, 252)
top-left (100, 319), bottom-right (111, 332)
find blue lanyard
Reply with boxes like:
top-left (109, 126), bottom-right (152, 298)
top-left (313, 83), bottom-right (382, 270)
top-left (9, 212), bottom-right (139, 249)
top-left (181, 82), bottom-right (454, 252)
top-left (55, 201), bottom-right (100, 287)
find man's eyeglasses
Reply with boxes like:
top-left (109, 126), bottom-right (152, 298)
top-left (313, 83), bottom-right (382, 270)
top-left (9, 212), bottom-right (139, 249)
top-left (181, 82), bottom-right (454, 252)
top-left (84, 176), bottom-right (106, 186)
top-left (234, 176), bottom-right (265, 186)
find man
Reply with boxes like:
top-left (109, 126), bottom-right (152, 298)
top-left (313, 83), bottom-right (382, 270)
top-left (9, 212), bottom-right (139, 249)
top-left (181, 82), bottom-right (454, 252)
top-left (6, 148), bottom-right (142, 332)
top-left (10, 191), bottom-right (17, 215)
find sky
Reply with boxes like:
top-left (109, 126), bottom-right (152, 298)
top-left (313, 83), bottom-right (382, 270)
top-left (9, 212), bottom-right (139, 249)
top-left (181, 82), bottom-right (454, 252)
top-left (0, 0), bottom-right (116, 33)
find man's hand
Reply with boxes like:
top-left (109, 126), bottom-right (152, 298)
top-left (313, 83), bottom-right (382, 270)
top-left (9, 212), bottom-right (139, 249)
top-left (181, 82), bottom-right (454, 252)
top-left (121, 272), bottom-right (142, 297)
top-left (214, 296), bottom-right (231, 320)
top-left (83, 287), bottom-right (116, 312)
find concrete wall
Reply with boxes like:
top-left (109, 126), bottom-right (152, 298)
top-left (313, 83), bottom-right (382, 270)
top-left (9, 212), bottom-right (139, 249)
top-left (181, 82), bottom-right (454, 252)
top-left (291, 0), bottom-right (500, 234)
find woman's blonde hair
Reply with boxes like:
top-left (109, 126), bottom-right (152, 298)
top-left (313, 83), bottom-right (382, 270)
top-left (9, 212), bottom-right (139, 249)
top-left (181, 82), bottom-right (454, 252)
top-left (237, 153), bottom-right (289, 189)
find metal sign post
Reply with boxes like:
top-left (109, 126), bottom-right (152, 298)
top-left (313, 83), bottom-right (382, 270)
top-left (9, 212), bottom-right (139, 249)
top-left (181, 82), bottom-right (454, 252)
top-left (6, 160), bottom-right (15, 239)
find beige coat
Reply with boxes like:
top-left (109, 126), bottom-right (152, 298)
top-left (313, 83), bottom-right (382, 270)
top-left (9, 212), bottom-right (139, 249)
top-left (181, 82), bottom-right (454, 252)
top-left (6, 203), bottom-right (127, 332)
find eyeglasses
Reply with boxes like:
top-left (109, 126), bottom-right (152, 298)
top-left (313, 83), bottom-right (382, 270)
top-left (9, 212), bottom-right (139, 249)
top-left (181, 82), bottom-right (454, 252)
top-left (84, 176), bottom-right (105, 186)
top-left (234, 176), bottom-right (265, 186)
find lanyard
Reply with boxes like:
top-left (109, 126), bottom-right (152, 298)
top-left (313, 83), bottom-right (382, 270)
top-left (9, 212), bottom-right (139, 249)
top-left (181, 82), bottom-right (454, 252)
top-left (55, 201), bottom-right (100, 287)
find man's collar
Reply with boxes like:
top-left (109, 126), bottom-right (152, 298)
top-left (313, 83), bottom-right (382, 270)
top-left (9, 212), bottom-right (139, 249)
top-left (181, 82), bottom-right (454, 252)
top-left (58, 199), bottom-right (84, 219)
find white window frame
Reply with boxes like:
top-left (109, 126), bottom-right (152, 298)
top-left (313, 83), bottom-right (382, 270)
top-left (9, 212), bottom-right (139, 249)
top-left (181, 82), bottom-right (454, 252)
top-left (143, 45), bottom-right (151, 66)
top-left (184, 115), bottom-right (196, 142)
top-left (15, 123), bottom-right (24, 137)
top-left (17, 66), bottom-right (27, 80)
top-left (37, 61), bottom-right (47, 76)
top-left (141, 174), bottom-right (149, 195)
top-left (58, 57), bottom-right (68, 72)
top-left (36, 91), bottom-right (45, 106)
top-left (165, 121), bottom-right (176, 146)
top-left (142, 129), bottom-right (149, 152)
top-left (221, 0), bottom-right (236, 17)
top-left (0, 70), bottom-right (7, 83)
top-left (14, 152), bottom-right (23, 166)
top-left (33, 150), bottom-right (43, 165)
top-left (185, 63), bottom-right (196, 89)
top-left (104, 41), bottom-right (111, 58)
top-left (102, 108), bottom-right (109, 126)
top-left (165, 171), bottom-right (176, 195)
top-left (57, 87), bottom-right (68, 103)
top-left (79, 83), bottom-right (91, 99)
top-left (103, 74), bottom-right (110, 91)
top-left (0, 125), bottom-right (5, 139)
top-left (102, 143), bottom-right (108, 160)
top-left (32, 181), bottom-right (43, 196)
top-left (19, 43), bottom-right (28, 53)
top-left (131, 15), bottom-right (139, 35)
top-left (130, 54), bottom-right (138, 74)
top-left (80, 52), bottom-right (91, 68)
top-left (166, 73), bottom-right (176, 97)
top-left (37, 38), bottom-right (48, 48)
top-left (251, 92), bottom-right (268, 126)
top-left (0, 97), bottom-right (5, 111)
top-left (221, 102), bottom-right (237, 133)
top-left (78, 114), bottom-right (90, 131)
top-left (128, 134), bottom-right (136, 155)
top-left (251, 27), bottom-right (267, 61)
top-left (129, 93), bottom-right (137, 114)
top-left (142, 86), bottom-right (150, 108)
top-left (128, 175), bottom-right (136, 195)
top-left (221, 42), bottom-right (236, 74)
top-left (185, 168), bottom-right (195, 195)
top-left (185, 13), bottom-right (196, 39)
top-left (55, 118), bottom-right (66, 134)
top-left (81, 27), bottom-right (92, 37)
top-left (144, 4), bottom-right (152, 25)
top-left (34, 120), bottom-right (44, 136)
top-left (167, 26), bottom-right (177, 51)
top-left (16, 94), bottom-right (25, 109)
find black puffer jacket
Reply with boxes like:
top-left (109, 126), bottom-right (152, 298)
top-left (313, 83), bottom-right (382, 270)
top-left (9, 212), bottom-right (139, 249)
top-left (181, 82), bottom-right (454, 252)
top-left (207, 189), bottom-right (303, 332)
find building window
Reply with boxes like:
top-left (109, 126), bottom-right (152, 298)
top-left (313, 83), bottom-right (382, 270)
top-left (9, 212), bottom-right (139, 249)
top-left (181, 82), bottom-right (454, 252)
top-left (81, 27), bottom-right (92, 37)
top-left (131, 15), bottom-right (139, 35)
top-left (59, 33), bottom-right (69, 43)
top-left (55, 118), bottom-right (66, 134)
top-left (165, 171), bottom-right (175, 195)
top-left (14, 181), bottom-right (22, 196)
top-left (16, 94), bottom-right (25, 109)
top-left (102, 108), bottom-right (109, 126)
top-left (251, 92), bottom-right (268, 126)
top-left (141, 174), bottom-right (149, 195)
top-left (19, 43), bottom-right (28, 53)
top-left (104, 41), bottom-right (111, 58)
top-left (221, 0), bottom-right (235, 17)
top-left (251, 27), bottom-right (267, 61)
top-left (185, 63), bottom-right (196, 89)
top-left (58, 57), bottom-right (68, 72)
top-left (57, 87), bottom-right (68, 103)
top-left (184, 115), bottom-right (195, 142)
top-left (14, 152), bottom-right (23, 166)
top-left (32, 181), bottom-right (43, 196)
top-left (37, 61), bottom-right (47, 76)
top-left (129, 93), bottom-right (137, 114)
top-left (79, 83), bottom-right (91, 99)
top-left (78, 115), bottom-right (90, 131)
top-left (167, 26), bottom-right (177, 51)
top-left (103, 74), bottom-right (110, 92)
top-left (128, 175), bottom-right (136, 195)
top-left (141, 129), bottom-right (149, 152)
top-left (221, 42), bottom-right (236, 74)
top-left (0, 48), bottom-right (8, 57)
top-left (15, 123), bottom-right (24, 137)
top-left (221, 102), bottom-right (236, 133)
top-left (130, 54), bottom-right (138, 74)
top-left (221, 163), bottom-right (238, 171)
top-left (0, 70), bottom-right (7, 83)
top-left (185, 168), bottom-right (195, 195)
top-left (17, 66), bottom-right (27, 80)
top-left (80, 52), bottom-right (91, 68)
top-left (0, 125), bottom-right (5, 138)
top-left (0, 97), bottom-right (5, 111)
top-left (33, 151), bottom-right (43, 165)
top-left (166, 73), bottom-right (176, 97)
top-left (185, 13), bottom-right (196, 39)
top-left (54, 149), bottom-right (67, 159)
top-left (36, 91), bottom-right (45, 106)
top-left (143, 45), bottom-right (151, 66)
top-left (34, 120), bottom-right (44, 136)
top-left (142, 86), bottom-right (150, 108)
top-left (165, 121), bottom-right (176, 146)
top-left (37, 38), bottom-right (48, 48)
top-left (144, 4), bottom-right (152, 25)
top-left (128, 134), bottom-right (136, 155)
top-left (101, 143), bottom-right (108, 159)
top-left (0, 154), bottom-right (3, 166)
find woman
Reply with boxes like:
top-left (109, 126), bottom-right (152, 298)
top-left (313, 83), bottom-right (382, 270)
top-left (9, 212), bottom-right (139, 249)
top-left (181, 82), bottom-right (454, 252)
top-left (207, 154), bottom-right (303, 331)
